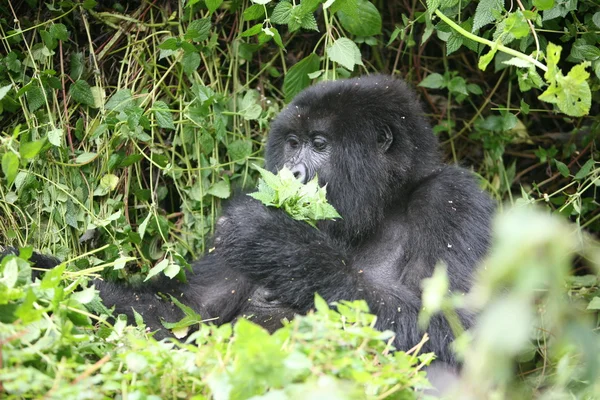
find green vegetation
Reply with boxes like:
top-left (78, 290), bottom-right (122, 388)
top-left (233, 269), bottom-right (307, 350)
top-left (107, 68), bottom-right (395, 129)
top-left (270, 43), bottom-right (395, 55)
top-left (0, 0), bottom-right (598, 398)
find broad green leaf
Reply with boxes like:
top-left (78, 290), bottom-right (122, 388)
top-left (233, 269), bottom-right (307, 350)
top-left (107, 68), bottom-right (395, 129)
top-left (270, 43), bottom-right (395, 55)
top-left (574, 159), bottom-right (595, 180)
top-left (185, 19), bottom-right (211, 42)
top-left (138, 212), bottom-right (152, 239)
top-left (75, 152), bottom-right (97, 164)
top-left (47, 128), bottom-right (63, 147)
top-left (539, 61), bottom-right (591, 117)
top-left (105, 89), bottom-right (133, 111)
top-left (49, 23), bottom-right (69, 41)
top-left (1, 152), bottom-right (19, 186)
top-left (478, 44), bottom-right (498, 70)
top-left (26, 86), bottom-right (45, 112)
top-left (587, 297), bottom-right (600, 310)
top-left (271, 1), bottom-right (293, 24)
top-left (154, 100), bottom-right (176, 130)
top-left (145, 258), bottom-right (169, 281)
top-left (0, 84), bottom-right (12, 101)
top-left (239, 90), bottom-right (262, 120)
top-left (243, 4), bottom-right (265, 20)
top-left (448, 77), bottom-right (468, 95)
top-left (241, 23), bottom-right (262, 37)
top-left (533, 0), bottom-right (554, 10)
top-left (594, 12), bottom-right (600, 29)
top-left (337, 0), bottom-right (382, 37)
top-left (418, 73), bottom-right (445, 89)
top-left (205, 0), bottom-right (222, 13)
top-left (181, 51), bottom-right (201, 75)
top-left (227, 139), bottom-right (252, 164)
top-left (327, 37), bottom-right (363, 71)
top-left (20, 140), bottom-right (45, 160)
top-left (283, 53), bottom-right (320, 102)
top-left (69, 80), bottom-right (95, 106)
top-left (207, 180), bottom-right (231, 199)
top-left (472, 0), bottom-right (504, 32)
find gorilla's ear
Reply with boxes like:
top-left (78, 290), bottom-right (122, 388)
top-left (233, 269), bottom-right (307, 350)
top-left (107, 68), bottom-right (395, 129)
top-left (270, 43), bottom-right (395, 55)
top-left (377, 126), bottom-right (393, 153)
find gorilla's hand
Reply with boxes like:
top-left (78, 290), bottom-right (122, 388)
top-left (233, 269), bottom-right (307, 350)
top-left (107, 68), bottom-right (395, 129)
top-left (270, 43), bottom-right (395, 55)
top-left (213, 196), bottom-right (358, 309)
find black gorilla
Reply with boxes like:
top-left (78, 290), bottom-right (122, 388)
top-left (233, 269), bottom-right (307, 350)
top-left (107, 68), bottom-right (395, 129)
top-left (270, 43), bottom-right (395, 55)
top-left (3, 75), bottom-right (494, 364)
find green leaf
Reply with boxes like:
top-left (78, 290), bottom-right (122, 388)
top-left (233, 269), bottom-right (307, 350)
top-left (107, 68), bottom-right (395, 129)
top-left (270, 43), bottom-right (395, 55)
top-left (75, 152), bottom-right (97, 164)
top-left (0, 84), bottom-right (12, 101)
top-left (418, 73), bottom-right (445, 89)
top-left (271, 1), bottom-right (293, 24)
top-left (205, 0), bottom-right (222, 13)
top-left (239, 90), bottom-right (262, 120)
top-left (20, 140), bottom-right (45, 160)
top-left (69, 80), bottom-right (95, 106)
top-left (448, 77), bottom-right (468, 95)
top-left (49, 23), bottom-right (69, 41)
top-left (283, 53), bottom-right (320, 102)
top-left (574, 159), bottom-right (595, 180)
top-left (327, 37), bottom-right (363, 71)
top-left (472, 0), bottom-right (504, 32)
top-left (153, 100), bottom-right (176, 130)
top-left (181, 51), bottom-right (201, 75)
top-left (533, 0), bottom-right (554, 10)
top-left (70, 52), bottom-right (85, 80)
top-left (185, 19), bottom-right (211, 42)
top-left (138, 212), bottom-right (152, 239)
top-left (207, 180), bottom-right (231, 199)
top-left (26, 86), bottom-right (45, 112)
top-left (144, 258), bottom-right (169, 281)
top-left (593, 12), bottom-right (600, 29)
top-left (227, 139), bottom-right (252, 163)
top-left (241, 23), bottom-right (263, 37)
top-left (539, 61), bottom-right (591, 117)
top-left (555, 160), bottom-right (570, 177)
top-left (47, 128), bottom-right (63, 147)
top-left (2, 152), bottom-right (19, 186)
top-left (587, 297), bottom-right (600, 310)
top-left (478, 44), bottom-right (498, 70)
top-left (504, 11), bottom-right (530, 39)
top-left (243, 4), bottom-right (265, 21)
top-left (105, 89), bottom-right (133, 111)
top-left (337, 0), bottom-right (382, 37)
top-left (446, 33), bottom-right (462, 55)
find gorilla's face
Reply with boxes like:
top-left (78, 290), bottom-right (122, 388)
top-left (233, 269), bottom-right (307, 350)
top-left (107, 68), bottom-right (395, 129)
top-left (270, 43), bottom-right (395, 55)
top-left (281, 130), bottom-right (332, 184)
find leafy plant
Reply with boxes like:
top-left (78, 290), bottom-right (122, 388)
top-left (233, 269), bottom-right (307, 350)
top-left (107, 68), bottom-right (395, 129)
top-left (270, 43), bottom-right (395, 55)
top-left (248, 165), bottom-right (341, 227)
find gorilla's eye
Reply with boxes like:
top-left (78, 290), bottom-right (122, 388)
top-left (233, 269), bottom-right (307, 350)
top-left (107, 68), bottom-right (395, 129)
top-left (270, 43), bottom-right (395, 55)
top-left (286, 136), bottom-right (300, 149)
top-left (312, 137), bottom-right (328, 151)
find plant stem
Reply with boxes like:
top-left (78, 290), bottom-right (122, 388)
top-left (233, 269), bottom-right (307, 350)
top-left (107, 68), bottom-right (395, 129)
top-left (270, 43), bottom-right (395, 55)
top-left (434, 9), bottom-right (548, 72)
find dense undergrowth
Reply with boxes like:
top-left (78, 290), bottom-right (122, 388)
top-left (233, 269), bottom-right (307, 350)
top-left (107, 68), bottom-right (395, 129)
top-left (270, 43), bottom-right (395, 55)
top-left (0, 0), bottom-right (599, 398)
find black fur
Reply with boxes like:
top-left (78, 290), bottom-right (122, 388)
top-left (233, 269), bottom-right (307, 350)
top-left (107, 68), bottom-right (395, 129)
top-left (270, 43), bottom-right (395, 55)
top-left (2, 75), bottom-right (494, 364)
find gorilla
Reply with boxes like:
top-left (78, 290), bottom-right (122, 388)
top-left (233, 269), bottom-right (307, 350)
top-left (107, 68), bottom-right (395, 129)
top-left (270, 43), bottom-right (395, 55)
top-left (2, 75), bottom-right (494, 364)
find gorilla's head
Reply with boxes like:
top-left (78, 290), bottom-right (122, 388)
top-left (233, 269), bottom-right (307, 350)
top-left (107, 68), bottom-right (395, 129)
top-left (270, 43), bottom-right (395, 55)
top-left (265, 75), bottom-right (441, 241)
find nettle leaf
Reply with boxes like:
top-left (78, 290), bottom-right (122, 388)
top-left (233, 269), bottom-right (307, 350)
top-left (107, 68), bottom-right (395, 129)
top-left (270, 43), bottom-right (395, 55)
top-left (504, 11), bottom-right (530, 39)
top-left (20, 140), bottom-right (45, 160)
top-left (185, 18), bottom-right (211, 42)
top-left (145, 258), bottom-right (169, 282)
top-left (153, 100), bottom-right (176, 130)
top-left (0, 84), bottom-right (12, 101)
top-left (227, 139), bottom-right (252, 164)
top-left (283, 53), bottom-right (320, 102)
top-left (105, 89), bottom-right (133, 111)
top-left (205, 0), bottom-right (223, 13)
top-left (207, 180), bottom-right (231, 199)
top-left (239, 89), bottom-right (263, 120)
top-left (181, 51), bottom-right (201, 75)
top-left (327, 38), bottom-right (363, 71)
top-left (242, 23), bottom-right (263, 37)
top-left (271, 1), bottom-right (293, 24)
top-left (69, 80), bottom-right (95, 106)
top-left (243, 4), bottom-right (265, 20)
top-left (533, 0), bottom-right (554, 10)
top-left (26, 86), bottom-right (45, 112)
top-left (337, 0), bottom-right (382, 37)
top-left (446, 33), bottom-right (463, 55)
top-left (418, 73), bottom-right (445, 89)
top-left (2, 152), bottom-right (19, 186)
top-left (47, 128), bottom-right (63, 147)
top-left (472, 0), bottom-right (504, 32)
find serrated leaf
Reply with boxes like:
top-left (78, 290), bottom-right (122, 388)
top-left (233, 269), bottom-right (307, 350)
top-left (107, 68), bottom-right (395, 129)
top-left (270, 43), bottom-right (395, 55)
top-left (243, 4), bottom-right (265, 20)
top-left (283, 53), bottom-right (320, 102)
top-left (227, 139), bottom-right (252, 163)
top-left (2, 152), bottom-right (19, 186)
top-left (418, 73), bottom-right (445, 89)
top-left (207, 180), bottom-right (231, 199)
top-left (327, 37), bottom-right (363, 71)
top-left (26, 86), bottom-right (45, 112)
top-left (153, 100), bottom-right (176, 130)
top-left (539, 61), bottom-right (591, 117)
top-left (472, 0), bottom-right (504, 32)
top-left (47, 128), bottom-right (63, 147)
top-left (181, 51), bottom-right (201, 75)
top-left (69, 80), bottom-right (95, 106)
top-left (205, 0), bottom-right (222, 13)
top-left (105, 89), bottom-right (133, 111)
top-left (271, 1), bottom-right (292, 24)
top-left (185, 19), bottom-right (211, 42)
top-left (337, 0), bottom-right (382, 36)
top-left (49, 23), bottom-right (69, 41)
top-left (446, 33), bottom-right (462, 55)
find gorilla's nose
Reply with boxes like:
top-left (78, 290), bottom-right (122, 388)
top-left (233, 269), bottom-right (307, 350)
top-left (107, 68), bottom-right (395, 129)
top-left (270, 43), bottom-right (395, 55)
top-left (289, 163), bottom-right (308, 184)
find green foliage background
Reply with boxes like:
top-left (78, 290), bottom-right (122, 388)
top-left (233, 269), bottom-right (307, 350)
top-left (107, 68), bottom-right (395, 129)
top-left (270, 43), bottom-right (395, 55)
top-left (0, 0), bottom-right (599, 398)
